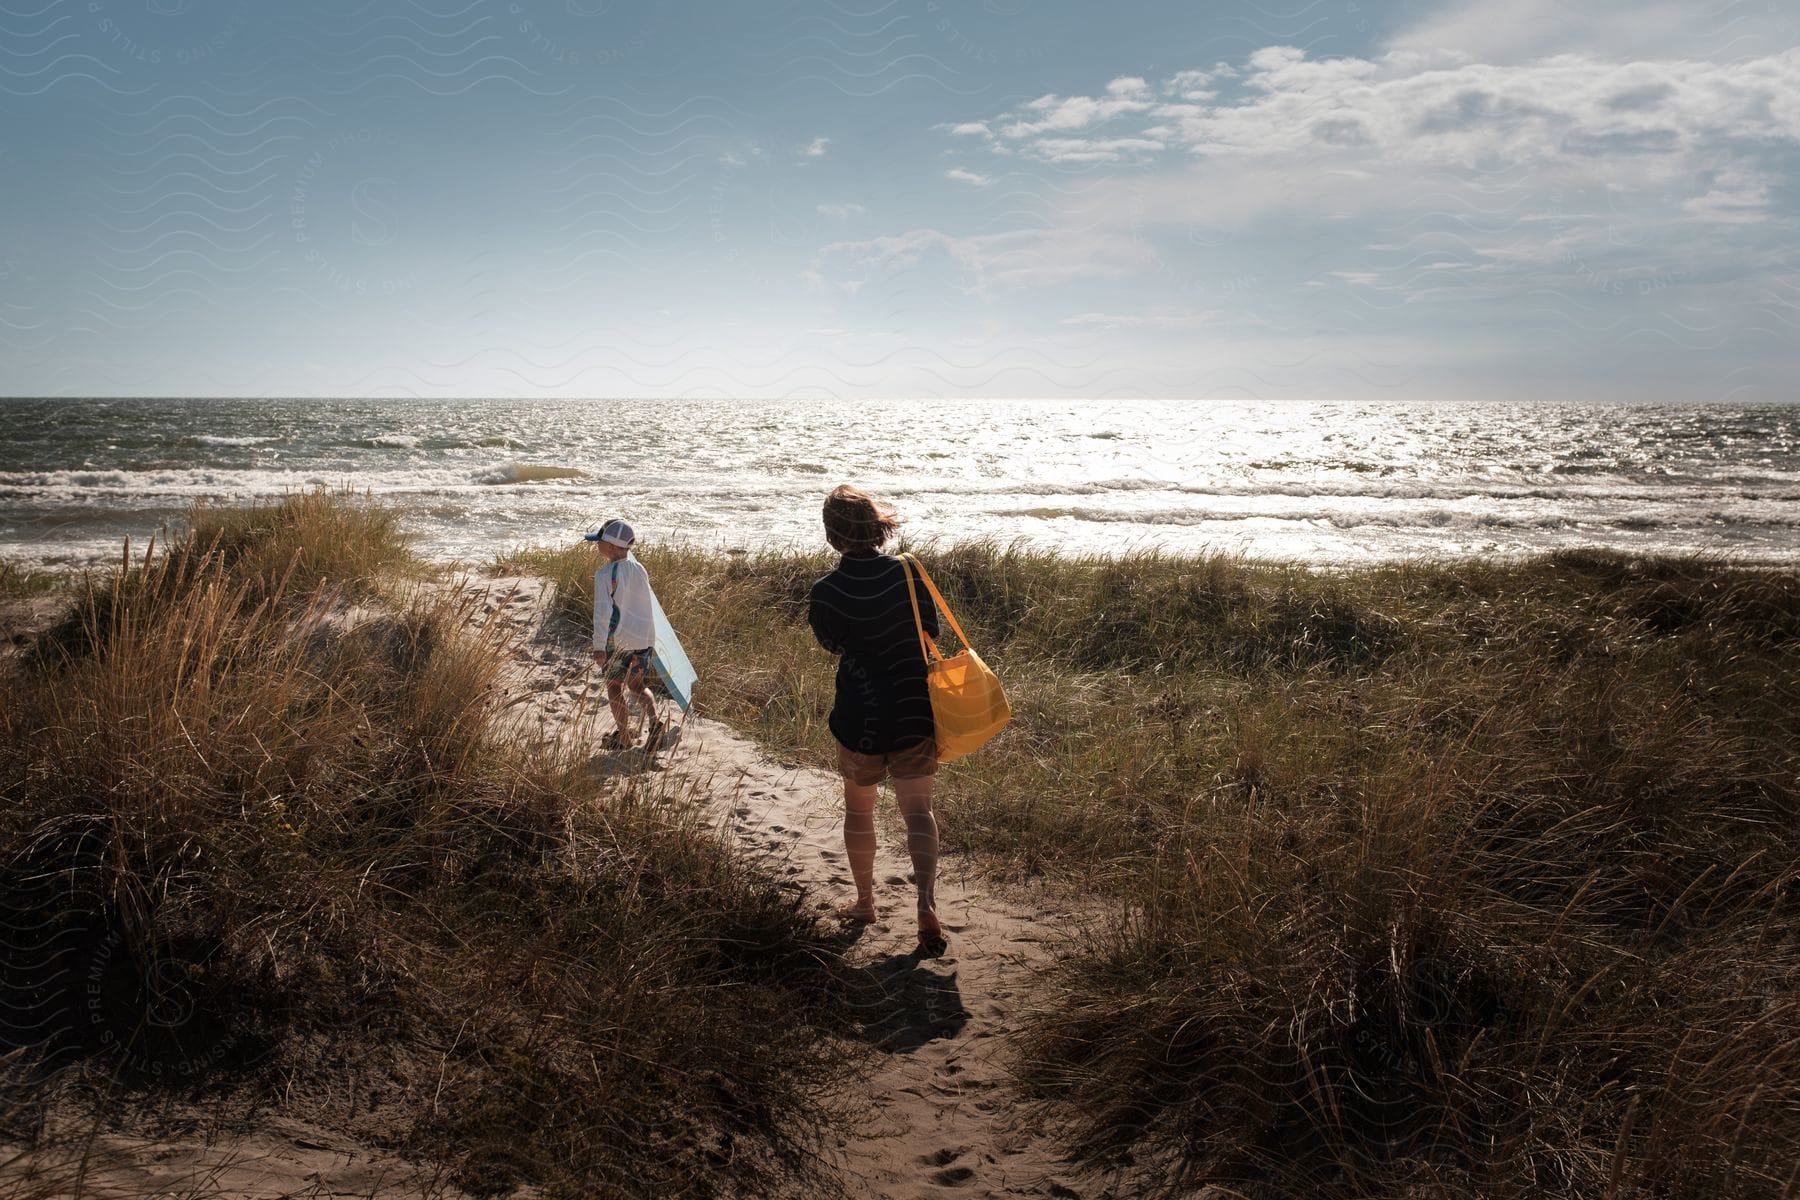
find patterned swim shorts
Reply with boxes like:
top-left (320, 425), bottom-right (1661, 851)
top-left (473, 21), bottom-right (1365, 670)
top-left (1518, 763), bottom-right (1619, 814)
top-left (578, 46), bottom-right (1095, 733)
top-left (602, 647), bottom-right (651, 685)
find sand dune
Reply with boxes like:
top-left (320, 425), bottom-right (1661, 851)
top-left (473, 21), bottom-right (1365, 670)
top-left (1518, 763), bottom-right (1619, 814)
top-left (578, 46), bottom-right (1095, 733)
top-left (476, 574), bottom-right (1099, 1200)
top-left (3, 1114), bottom-right (481, 1200)
top-left (3, 575), bottom-right (1103, 1199)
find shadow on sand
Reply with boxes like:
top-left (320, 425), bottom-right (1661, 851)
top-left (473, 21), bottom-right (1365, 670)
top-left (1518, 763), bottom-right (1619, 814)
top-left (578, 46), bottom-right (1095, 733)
top-left (579, 722), bottom-right (687, 779)
top-left (843, 949), bottom-right (970, 1054)
top-left (581, 749), bottom-right (662, 777)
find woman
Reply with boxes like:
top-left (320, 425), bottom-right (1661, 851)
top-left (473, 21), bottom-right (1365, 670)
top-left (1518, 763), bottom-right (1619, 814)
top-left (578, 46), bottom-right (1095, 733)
top-left (806, 484), bottom-right (948, 956)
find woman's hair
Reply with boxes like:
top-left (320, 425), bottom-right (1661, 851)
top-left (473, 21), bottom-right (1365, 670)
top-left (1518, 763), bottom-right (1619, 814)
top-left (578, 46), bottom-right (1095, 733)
top-left (822, 484), bottom-right (900, 553)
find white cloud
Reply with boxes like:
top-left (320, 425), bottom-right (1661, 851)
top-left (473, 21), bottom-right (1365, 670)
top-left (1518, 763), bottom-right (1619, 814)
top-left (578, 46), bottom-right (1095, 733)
top-left (1061, 308), bottom-right (1219, 329)
top-left (720, 143), bottom-right (771, 168)
top-left (802, 137), bottom-right (830, 157)
top-left (1160, 51), bottom-right (1799, 174)
top-left (1246, 45), bottom-right (1307, 73)
top-left (1682, 170), bottom-right (1773, 224)
top-left (999, 90), bottom-right (1158, 139)
top-left (961, 47), bottom-right (1800, 218)
top-left (877, 34), bottom-right (1800, 368)
top-left (814, 226), bottom-right (1153, 292)
top-left (947, 122), bottom-right (991, 137)
top-left (1387, 0), bottom-right (1796, 64)
top-left (1163, 69), bottom-right (1216, 100)
top-left (1031, 136), bottom-right (1165, 164)
top-left (816, 202), bottom-right (865, 219)
top-left (945, 168), bottom-right (993, 186)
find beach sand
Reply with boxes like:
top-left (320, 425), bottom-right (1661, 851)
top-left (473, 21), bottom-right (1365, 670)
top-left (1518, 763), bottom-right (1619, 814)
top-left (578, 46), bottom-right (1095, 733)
top-left (3, 1114), bottom-right (480, 1199)
top-left (2, 575), bottom-right (1101, 1200)
top-left (479, 574), bottom-right (1098, 1200)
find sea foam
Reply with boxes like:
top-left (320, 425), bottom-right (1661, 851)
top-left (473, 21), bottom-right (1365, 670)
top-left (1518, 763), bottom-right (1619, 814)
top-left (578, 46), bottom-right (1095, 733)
top-left (474, 463), bottom-right (589, 485)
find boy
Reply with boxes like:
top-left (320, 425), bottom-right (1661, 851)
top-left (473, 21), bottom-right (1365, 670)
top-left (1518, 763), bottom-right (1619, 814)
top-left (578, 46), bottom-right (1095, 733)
top-left (588, 519), bottom-right (662, 750)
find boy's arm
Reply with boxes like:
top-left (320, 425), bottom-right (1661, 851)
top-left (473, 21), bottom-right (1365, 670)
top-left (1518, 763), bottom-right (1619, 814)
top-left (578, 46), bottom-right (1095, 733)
top-left (592, 568), bottom-right (610, 660)
top-left (613, 561), bottom-right (657, 651)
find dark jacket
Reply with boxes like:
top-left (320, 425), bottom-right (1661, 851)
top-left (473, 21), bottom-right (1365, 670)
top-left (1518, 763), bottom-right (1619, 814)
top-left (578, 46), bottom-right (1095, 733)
top-left (807, 552), bottom-right (939, 755)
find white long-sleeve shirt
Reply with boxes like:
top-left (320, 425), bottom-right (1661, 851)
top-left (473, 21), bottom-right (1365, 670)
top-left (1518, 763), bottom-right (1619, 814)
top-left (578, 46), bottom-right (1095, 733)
top-left (594, 556), bottom-right (655, 653)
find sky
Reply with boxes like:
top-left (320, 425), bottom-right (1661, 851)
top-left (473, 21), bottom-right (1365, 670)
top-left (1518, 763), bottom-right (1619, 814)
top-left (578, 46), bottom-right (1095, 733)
top-left (1, 0), bottom-right (1797, 402)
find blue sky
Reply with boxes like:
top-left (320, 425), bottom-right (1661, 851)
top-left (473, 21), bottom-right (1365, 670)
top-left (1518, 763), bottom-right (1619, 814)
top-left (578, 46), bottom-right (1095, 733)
top-left (2, 0), bottom-right (1797, 401)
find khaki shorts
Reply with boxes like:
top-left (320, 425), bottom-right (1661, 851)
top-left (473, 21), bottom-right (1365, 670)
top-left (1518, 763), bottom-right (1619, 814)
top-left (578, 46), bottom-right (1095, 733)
top-left (835, 738), bottom-right (938, 786)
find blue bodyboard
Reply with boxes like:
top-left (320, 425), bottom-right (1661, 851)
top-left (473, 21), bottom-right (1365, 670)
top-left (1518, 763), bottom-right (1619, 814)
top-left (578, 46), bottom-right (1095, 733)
top-left (647, 584), bottom-right (697, 714)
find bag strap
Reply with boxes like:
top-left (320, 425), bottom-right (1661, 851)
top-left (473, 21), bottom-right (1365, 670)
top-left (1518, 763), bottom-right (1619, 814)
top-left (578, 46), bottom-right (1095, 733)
top-left (898, 554), bottom-right (941, 665)
top-left (901, 553), bottom-right (975, 655)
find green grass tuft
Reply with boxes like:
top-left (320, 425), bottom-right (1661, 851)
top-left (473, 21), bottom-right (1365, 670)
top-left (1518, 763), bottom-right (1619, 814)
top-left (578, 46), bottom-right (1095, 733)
top-left (0, 560), bottom-right (68, 600)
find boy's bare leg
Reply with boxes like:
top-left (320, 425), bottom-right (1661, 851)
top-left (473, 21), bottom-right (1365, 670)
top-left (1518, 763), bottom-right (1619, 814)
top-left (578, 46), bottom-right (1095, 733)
top-left (606, 680), bottom-right (634, 742)
top-left (624, 654), bottom-right (661, 747)
top-left (632, 682), bottom-right (658, 739)
top-left (894, 776), bottom-right (941, 938)
top-left (842, 781), bottom-right (879, 921)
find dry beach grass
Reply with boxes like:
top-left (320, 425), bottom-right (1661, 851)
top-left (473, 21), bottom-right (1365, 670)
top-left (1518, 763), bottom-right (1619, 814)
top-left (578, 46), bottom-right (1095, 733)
top-left (0, 493), bottom-right (1793, 1198)
top-left (514, 535), bottom-right (1800, 1199)
top-left (0, 496), bottom-right (862, 1199)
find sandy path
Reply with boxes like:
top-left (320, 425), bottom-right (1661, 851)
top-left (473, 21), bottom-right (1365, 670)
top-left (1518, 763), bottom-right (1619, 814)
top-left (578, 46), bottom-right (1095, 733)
top-left (0, 1115), bottom-right (476, 1200)
top-left (476, 576), bottom-right (1101, 1200)
top-left (1, 576), bottom-right (1102, 1199)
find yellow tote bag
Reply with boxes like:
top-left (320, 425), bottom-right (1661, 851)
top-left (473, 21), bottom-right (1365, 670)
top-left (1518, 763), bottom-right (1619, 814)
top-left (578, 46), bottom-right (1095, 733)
top-left (899, 553), bottom-right (1011, 762)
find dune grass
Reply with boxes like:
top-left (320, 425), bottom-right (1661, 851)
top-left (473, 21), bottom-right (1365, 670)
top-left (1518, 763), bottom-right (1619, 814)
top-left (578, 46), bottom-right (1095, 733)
top-left (0, 495), bottom-right (862, 1199)
top-left (0, 561), bottom-right (66, 600)
top-left (183, 488), bottom-right (417, 595)
top-left (502, 536), bottom-right (1800, 1199)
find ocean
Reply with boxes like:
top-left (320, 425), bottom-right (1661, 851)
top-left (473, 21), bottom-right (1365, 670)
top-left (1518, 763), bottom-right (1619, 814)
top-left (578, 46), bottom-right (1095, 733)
top-left (2, 397), bottom-right (1797, 568)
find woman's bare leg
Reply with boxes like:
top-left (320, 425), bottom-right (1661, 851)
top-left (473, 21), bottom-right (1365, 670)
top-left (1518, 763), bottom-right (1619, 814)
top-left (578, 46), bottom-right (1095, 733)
top-left (842, 781), bottom-right (879, 921)
top-left (894, 775), bottom-right (941, 937)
